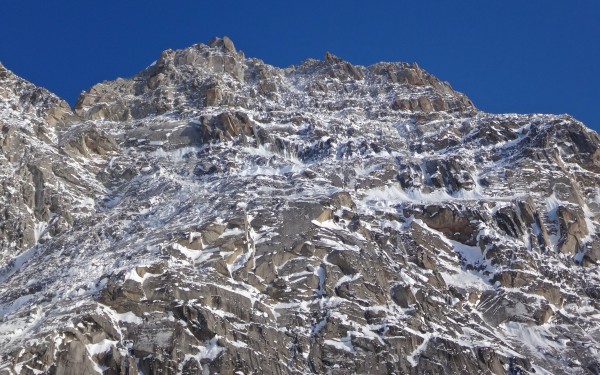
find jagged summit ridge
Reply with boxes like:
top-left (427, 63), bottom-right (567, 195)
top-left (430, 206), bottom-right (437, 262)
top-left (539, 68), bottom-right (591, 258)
top-left (0, 37), bottom-right (599, 374)
top-left (73, 36), bottom-right (474, 123)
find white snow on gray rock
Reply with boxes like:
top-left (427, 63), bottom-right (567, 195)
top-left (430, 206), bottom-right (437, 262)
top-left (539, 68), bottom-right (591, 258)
top-left (1, 37), bottom-right (599, 374)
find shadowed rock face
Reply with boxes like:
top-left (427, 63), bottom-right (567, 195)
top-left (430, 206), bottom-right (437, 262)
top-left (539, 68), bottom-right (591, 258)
top-left (1, 37), bottom-right (600, 375)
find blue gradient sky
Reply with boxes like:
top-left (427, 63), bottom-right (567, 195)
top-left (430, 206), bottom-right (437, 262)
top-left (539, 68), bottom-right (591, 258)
top-left (1, 0), bottom-right (598, 131)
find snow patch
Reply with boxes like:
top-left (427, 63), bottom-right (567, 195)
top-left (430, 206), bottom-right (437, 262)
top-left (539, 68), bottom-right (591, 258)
top-left (114, 311), bottom-right (143, 325)
top-left (86, 339), bottom-right (117, 356)
top-left (324, 336), bottom-right (354, 353)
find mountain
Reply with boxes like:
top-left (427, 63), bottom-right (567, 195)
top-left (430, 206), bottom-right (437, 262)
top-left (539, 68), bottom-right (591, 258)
top-left (1, 37), bottom-right (599, 374)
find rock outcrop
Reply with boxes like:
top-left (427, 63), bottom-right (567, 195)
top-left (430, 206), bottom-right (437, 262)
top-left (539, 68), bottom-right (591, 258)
top-left (0, 65), bottom-right (107, 260)
top-left (1, 37), bottom-right (599, 374)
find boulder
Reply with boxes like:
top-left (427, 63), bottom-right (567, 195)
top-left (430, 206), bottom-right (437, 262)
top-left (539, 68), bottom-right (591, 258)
top-left (390, 284), bottom-right (416, 308)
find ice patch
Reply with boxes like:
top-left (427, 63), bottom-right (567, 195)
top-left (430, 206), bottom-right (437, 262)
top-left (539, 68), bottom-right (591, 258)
top-left (334, 273), bottom-right (361, 288)
top-left (0, 294), bottom-right (35, 319)
top-left (196, 336), bottom-right (225, 360)
top-left (150, 146), bottom-right (201, 159)
top-left (0, 246), bottom-right (41, 284)
top-left (582, 204), bottom-right (598, 243)
top-left (441, 269), bottom-right (491, 290)
top-left (452, 240), bottom-right (484, 266)
top-left (363, 185), bottom-right (484, 207)
top-left (238, 164), bottom-right (303, 176)
top-left (172, 243), bottom-right (203, 261)
top-left (324, 336), bottom-right (354, 353)
top-left (501, 322), bottom-right (565, 356)
top-left (220, 227), bottom-right (244, 237)
top-left (407, 333), bottom-right (431, 367)
top-left (86, 339), bottom-right (117, 356)
top-left (545, 193), bottom-right (562, 222)
top-left (114, 311), bottom-right (143, 325)
top-left (33, 221), bottom-right (47, 243)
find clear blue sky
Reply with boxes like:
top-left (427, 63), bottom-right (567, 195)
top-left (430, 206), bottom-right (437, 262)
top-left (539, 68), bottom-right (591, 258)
top-left (1, 0), bottom-right (598, 131)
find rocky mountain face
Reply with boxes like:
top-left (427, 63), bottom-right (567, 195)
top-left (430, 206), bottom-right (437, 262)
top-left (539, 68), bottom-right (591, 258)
top-left (1, 37), bottom-right (599, 374)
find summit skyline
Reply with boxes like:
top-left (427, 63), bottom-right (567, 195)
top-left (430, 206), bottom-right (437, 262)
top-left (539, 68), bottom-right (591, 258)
top-left (1, 0), bottom-right (599, 131)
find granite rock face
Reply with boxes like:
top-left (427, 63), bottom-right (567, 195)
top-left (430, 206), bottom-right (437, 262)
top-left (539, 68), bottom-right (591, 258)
top-left (0, 64), bottom-right (107, 259)
top-left (1, 38), bottom-right (600, 374)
